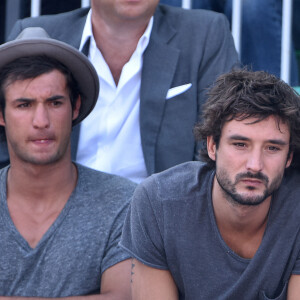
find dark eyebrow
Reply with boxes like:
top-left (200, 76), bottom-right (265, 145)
top-left (14, 95), bottom-right (66, 103)
top-left (228, 135), bottom-right (250, 141)
top-left (14, 98), bottom-right (34, 103)
top-left (267, 139), bottom-right (288, 146)
top-left (228, 135), bottom-right (288, 146)
top-left (46, 95), bottom-right (66, 102)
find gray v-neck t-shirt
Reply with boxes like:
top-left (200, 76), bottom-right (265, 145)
top-left (0, 164), bottom-right (136, 296)
top-left (121, 162), bottom-right (300, 300)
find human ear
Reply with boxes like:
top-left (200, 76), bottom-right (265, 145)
top-left (72, 96), bottom-right (81, 121)
top-left (0, 109), bottom-right (5, 127)
top-left (285, 151), bottom-right (293, 168)
top-left (207, 136), bottom-right (216, 161)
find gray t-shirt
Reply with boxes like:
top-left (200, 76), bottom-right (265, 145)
top-left (120, 162), bottom-right (300, 300)
top-left (0, 164), bottom-right (136, 296)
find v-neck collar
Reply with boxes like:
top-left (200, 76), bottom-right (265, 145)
top-left (0, 166), bottom-right (80, 252)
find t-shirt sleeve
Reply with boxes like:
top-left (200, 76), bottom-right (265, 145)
top-left (101, 199), bottom-right (132, 274)
top-left (120, 180), bottom-right (168, 270)
top-left (292, 248), bottom-right (300, 275)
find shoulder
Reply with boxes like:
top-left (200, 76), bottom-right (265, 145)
top-left (271, 168), bottom-right (300, 224)
top-left (75, 163), bottom-right (137, 202)
top-left (20, 7), bottom-right (88, 26)
top-left (155, 4), bottom-right (230, 30)
top-left (276, 168), bottom-right (300, 206)
top-left (7, 8), bottom-right (89, 41)
top-left (278, 168), bottom-right (300, 201)
top-left (152, 5), bottom-right (233, 51)
top-left (136, 161), bottom-right (213, 203)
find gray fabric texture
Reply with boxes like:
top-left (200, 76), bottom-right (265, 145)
top-left (0, 163), bottom-right (136, 296)
top-left (120, 162), bottom-right (300, 300)
top-left (1, 5), bottom-right (239, 175)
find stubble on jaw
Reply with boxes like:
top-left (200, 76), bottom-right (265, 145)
top-left (215, 168), bottom-right (283, 207)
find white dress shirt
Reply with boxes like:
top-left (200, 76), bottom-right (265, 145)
top-left (77, 10), bottom-right (153, 183)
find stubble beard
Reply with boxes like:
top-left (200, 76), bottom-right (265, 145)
top-left (215, 168), bottom-right (284, 207)
top-left (8, 137), bottom-right (71, 166)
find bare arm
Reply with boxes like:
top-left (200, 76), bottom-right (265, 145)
top-left (0, 259), bottom-right (131, 300)
top-left (287, 274), bottom-right (300, 300)
top-left (131, 259), bottom-right (178, 300)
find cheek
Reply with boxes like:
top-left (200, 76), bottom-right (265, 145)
top-left (217, 149), bottom-right (239, 165)
top-left (215, 151), bottom-right (245, 178)
top-left (51, 108), bottom-right (73, 124)
top-left (5, 114), bottom-right (26, 130)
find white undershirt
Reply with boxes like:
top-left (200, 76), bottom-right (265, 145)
top-left (77, 10), bottom-right (153, 183)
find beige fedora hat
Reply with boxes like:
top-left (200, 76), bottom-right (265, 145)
top-left (0, 27), bottom-right (99, 125)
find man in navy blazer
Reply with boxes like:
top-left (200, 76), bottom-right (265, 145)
top-left (2, 1), bottom-right (238, 182)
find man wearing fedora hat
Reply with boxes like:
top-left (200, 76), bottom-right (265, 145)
top-left (4, 0), bottom-right (239, 183)
top-left (0, 27), bottom-right (135, 298)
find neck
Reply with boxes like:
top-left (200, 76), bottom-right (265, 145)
top-left (91, 10), bottom-right (151, 84)
top-left (92, 8), bottom-right (150, 40)
top-left (211, 176), bottom-right (271, 258)
top-left (212, 176), bottom-right (271, 231)
top-left (7, 157), bottom-right (77, 209)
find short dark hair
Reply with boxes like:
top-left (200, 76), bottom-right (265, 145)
top-left (0, 55), bottom-right (80, 140)
top-left (194, 69), bottom-right (300, 168)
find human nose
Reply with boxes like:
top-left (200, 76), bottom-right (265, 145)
top-left (32, 104), bottom-right (50, 129)
top-left (246, 149), bottom-right (263, 172)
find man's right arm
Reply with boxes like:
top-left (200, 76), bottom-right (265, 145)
top-left (131, 259), bottom-right (178, 300)
top-left (120, 177), bottom-right (178, 299)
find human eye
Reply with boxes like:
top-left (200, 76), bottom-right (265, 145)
top-left (50, 100), bottom-right (63, 107)
top-left (267, 145), bottom-right (281, 152)
top-left (17, 102), bottom-right (30, 108)
top-left (233, 142), bottom-right (246, 148)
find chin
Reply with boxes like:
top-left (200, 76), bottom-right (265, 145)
top-left (231, 192), bottom-right (269, 206)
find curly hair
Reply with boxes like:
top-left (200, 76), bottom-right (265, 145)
top-left (194, 69), bottom-right (300, 168)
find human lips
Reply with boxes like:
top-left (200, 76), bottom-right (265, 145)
top-left (33, 139), bottom-right (52, 143)
top-left (240, 178), bottom-right (264, 187)
top-left (236, 172), bottom-right (269, 188)
top-left (29, 136), bottom-right (55, 145)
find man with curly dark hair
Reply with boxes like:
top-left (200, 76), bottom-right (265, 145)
top-left (120, 69), bottom-right (300, 299)
top-left (194, 69), bottom-right (300, 169)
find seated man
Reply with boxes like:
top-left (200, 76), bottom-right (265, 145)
top-left (120, 69), bottom-right (300, 299)
top-left (0, 27), bottom-right (136, 298)
top-left (3, 0), bottom-right (239, 182)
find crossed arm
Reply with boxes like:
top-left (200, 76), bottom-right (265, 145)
top-left (0, 259), bottom-right (131, 300)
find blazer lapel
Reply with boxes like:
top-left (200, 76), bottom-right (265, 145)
top-left (140, 7), bottom-right (179, 175)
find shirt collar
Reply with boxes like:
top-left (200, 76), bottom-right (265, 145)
top-left (79, 9), bottom-right (153, 54)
